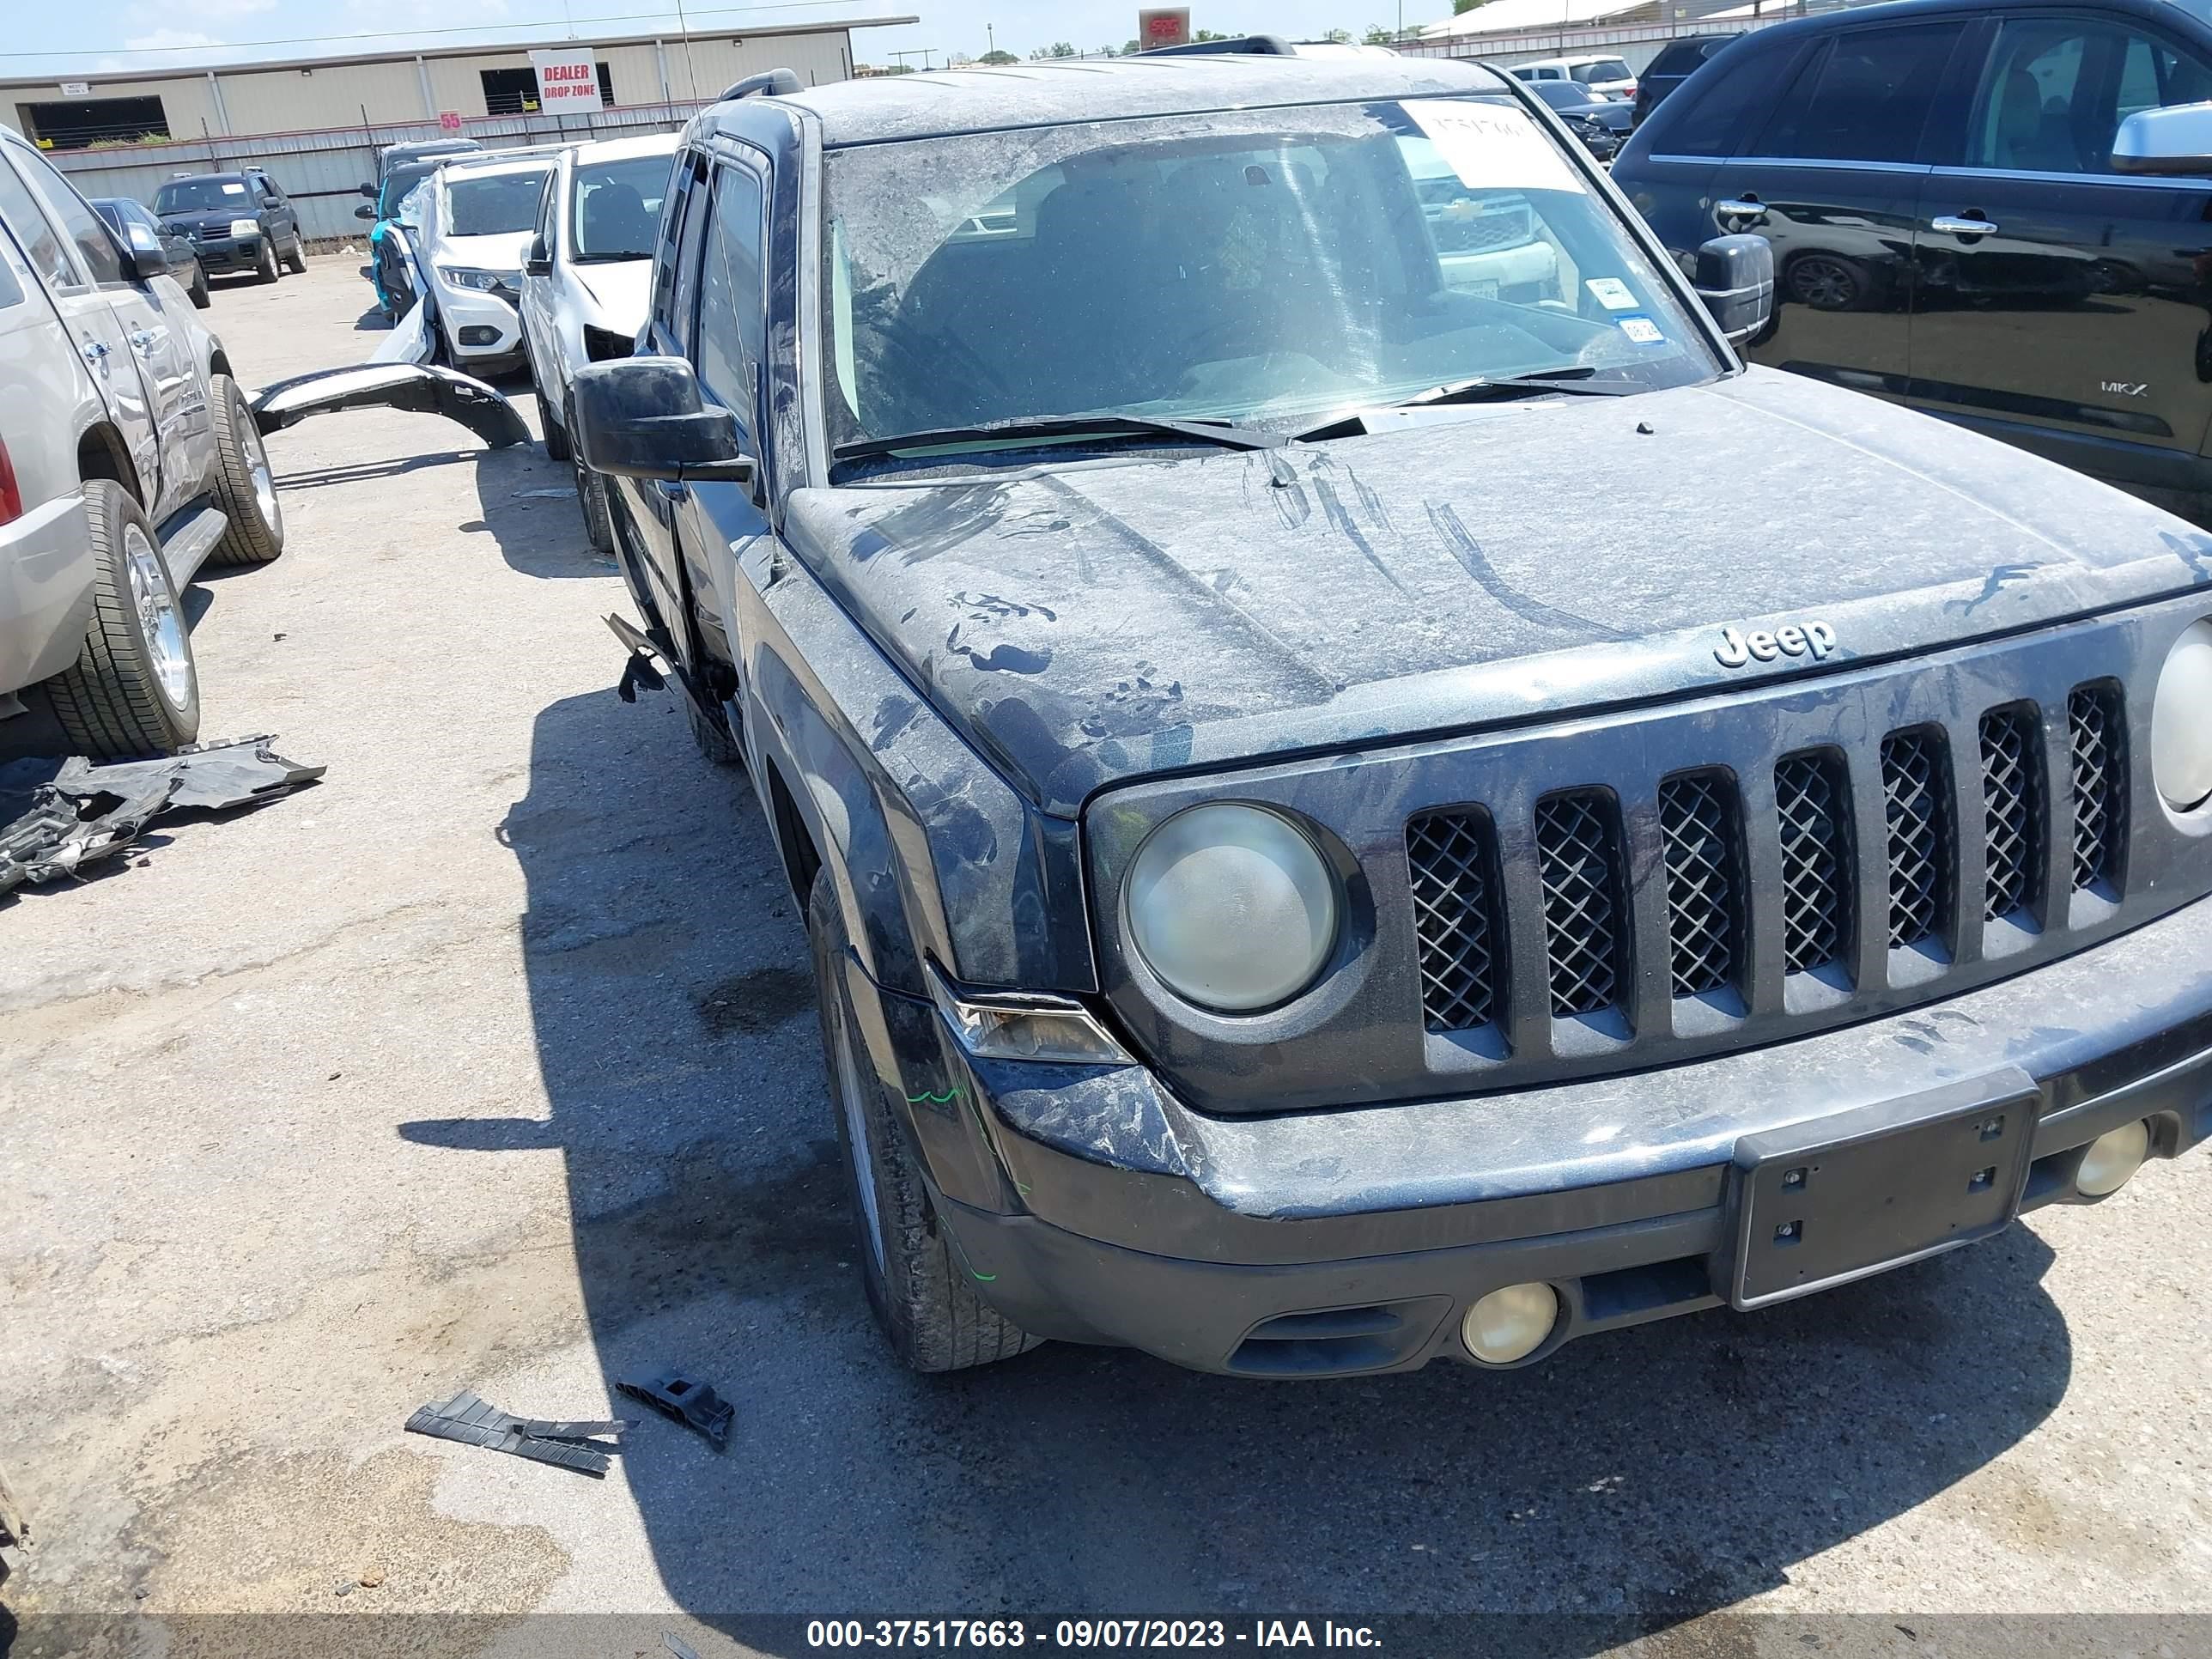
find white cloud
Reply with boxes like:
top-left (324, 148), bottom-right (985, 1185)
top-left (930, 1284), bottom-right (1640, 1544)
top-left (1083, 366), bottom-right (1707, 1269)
top-left (120, 27), bottom-right (223, 49)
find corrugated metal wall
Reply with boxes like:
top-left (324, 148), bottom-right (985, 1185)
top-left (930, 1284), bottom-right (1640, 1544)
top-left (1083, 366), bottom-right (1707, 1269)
top-left (9, 26), bottom-right (857, 160)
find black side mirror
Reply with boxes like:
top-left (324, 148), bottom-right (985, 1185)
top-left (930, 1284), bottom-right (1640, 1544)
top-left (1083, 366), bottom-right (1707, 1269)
top-left (1694, 233), bottom-right (1774, 345)
top-left (523, 232), bottom-right (551, 276)
top-left (359, 182), bottom-right (377, 198)
top-left (121, 224), bottom-right (170, 280)
top-left (571, 356), bottom-right (755, 484)
top-left (355, 203), bottom-right (378, 222)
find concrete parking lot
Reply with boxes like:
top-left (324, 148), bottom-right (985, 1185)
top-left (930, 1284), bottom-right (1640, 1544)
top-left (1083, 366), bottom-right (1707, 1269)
top-left (2, 259), bottom-right (2208, 1657)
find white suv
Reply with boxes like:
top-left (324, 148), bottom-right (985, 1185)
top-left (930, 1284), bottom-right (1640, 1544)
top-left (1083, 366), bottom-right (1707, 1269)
top-left (518, 131), bottom-right (678, 550)
top-left (0, 125), bottom-right (286, 759)
top-left (416, 153), bottom-right (559, 374)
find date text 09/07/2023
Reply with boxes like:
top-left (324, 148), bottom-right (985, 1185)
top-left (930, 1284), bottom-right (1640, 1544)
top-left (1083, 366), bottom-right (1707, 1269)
top-left (805, 1620), bottom-right (1383, 1650)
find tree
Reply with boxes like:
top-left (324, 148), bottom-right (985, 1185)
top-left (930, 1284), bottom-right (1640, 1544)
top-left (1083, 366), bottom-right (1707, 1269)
top-left (979, 47), bottom-right (1018, 63)
top-left (1324, 27), bottom-right (1352, 42)
top-left (1193, 27), bottom-right (1232, 41)
top-left (1363, 23), bottom-right (1395, 42)
top-left (1451, 0), bottom-right (1487, 11)
top-left (1030, 40), bottom-right (1077, 58)
top-left (1124, 37), bottom-right (1141, 52)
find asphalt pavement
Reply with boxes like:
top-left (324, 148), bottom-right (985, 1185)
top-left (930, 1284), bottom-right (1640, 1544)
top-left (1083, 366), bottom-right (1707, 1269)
top-left (0, 260), bottom-right (2207, 1659)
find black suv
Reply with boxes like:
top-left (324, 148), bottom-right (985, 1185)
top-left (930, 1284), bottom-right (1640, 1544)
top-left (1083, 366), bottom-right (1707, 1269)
top-left (1632, 32), bottom-right (1743, 128)
top-left (152, 167), bottom-right (305, 284)
top-left (571, 57), bottom-right (2210, 1378)
top-left (1614, 0), bottom-right (2212, 515)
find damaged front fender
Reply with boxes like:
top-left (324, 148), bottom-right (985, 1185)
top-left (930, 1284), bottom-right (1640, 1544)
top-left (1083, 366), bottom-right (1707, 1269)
top-left (249, 364), bottom-right (530, 450)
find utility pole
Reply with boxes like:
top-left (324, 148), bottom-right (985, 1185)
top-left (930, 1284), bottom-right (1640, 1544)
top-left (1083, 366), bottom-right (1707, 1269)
top-left (988, 22), bottom-right (995, 53)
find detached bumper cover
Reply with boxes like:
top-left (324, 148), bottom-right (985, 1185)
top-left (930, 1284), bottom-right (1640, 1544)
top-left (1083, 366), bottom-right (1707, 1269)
top-left (855, 890), bottom-right (2212, 1375)
top-left (250, 364), bottom-right (529, 449)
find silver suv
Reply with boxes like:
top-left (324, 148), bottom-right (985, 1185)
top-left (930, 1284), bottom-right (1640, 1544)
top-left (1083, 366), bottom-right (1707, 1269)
top-left (0, 125), bottom-right (286, 760)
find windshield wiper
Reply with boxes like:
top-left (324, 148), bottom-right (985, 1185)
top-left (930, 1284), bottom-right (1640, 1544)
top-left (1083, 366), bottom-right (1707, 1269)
top-left (1293, 368), bottom-right (1641, 441)
top-left (833, 413), bottom-right (1289, 464)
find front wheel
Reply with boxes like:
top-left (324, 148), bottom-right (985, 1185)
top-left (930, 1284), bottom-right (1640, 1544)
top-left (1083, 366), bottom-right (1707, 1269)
top-left (809, 868), bottom-right (1042, 1374)
top-left (573, 454), bottom-right (613, 555)
top-left (204, 374), bottom-right (285, 568)
top-left (42, 480), bottom-right (200, 758)
top-left (282, 236), bottom-right (307, 276)
top-left (536, 369), bottom-right (571, 462)
top-left (255, 239), bottom-right (279, 284)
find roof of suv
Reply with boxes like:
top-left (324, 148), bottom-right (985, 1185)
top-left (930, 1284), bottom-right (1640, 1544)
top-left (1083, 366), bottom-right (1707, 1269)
top-left (750, 54), bottom-right (1502, 148)
top-left (1717, 0), bottom-right (2209, 43)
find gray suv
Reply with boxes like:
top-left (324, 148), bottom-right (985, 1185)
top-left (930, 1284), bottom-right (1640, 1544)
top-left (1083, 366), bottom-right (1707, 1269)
top-left (0, 125), bottom-right (286, 759)
top-left (571, 58), bottom-right (2210, 1377)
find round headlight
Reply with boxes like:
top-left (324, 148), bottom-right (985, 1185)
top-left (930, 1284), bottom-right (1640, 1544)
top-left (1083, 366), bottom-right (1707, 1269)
top-left (2152, 619), bottom-right (2212, 812)
top-left (1122, 803), bottom-right (1337, 1012)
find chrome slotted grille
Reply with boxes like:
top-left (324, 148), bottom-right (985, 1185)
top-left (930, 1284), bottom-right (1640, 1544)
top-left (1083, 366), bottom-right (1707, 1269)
top-left (1881, 731), bottom-right (1954, 951)
top-left (1659, 771), bottom-right (1741, 997)
top-left (1775, 750), bottom-right (1853, 975)
top-left (1534, 792), bottom-right (1626, 1018)
top-left (1405, 811), bottom-right (1504, 1034)
top-left (1980, 708), bottom-right (2044, 923)
top-left (2069, 684), bottom-right (2126, 894)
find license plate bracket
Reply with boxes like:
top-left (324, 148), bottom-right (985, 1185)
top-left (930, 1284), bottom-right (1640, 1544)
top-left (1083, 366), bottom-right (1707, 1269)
top-left (1730, 1069), bottom-right (2040, 1310)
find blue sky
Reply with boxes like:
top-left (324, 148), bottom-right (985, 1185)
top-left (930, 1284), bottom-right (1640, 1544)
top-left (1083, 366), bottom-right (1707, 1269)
top-left (4, 0), bottom-right (1455, 76)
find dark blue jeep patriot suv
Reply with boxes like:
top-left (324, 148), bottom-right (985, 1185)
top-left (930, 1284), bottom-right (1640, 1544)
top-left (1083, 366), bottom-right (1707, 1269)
top-left (568, 54), bottom-right (2212, 1376)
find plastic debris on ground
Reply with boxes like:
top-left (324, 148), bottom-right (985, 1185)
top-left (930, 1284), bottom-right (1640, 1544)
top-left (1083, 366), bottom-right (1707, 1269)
top-left (0, 736), bottom-right (324, 899)
top-left (403, 1388), bottom-right (630, 1479)
top-left (617, 1370), bottom-right (734, 1451)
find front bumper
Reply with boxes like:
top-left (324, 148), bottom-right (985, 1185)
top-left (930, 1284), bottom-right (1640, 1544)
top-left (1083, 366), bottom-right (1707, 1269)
top-left (191, 234), bottom-right (262, 274)
top-left (433, 284), bottom-right (524, 368)
top-left (852, 891), bottom-right (2212, 1376)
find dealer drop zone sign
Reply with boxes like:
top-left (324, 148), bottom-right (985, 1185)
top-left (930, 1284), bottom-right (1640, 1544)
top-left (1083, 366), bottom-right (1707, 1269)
top-left (529, 49), bottom-right (600, 110)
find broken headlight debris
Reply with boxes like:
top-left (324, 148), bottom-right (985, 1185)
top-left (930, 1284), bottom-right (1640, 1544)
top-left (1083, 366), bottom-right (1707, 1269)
top-left (617, 1369), bottom-right (734, 1451)
top-left (925, 963), bottom-right (1132, 1066)
top-left (0, 736), bottom-right (323, 899)
top-left (403, 1388), bottom-right (629, 1478)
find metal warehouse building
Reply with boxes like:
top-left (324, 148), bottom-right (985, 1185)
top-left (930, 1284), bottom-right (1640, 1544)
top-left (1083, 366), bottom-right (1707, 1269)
top-left (3, 16), bottom-right (909, 238)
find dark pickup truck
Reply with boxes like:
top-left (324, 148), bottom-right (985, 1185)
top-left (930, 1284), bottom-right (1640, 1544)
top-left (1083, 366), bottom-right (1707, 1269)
top-left (571, 57), bottom-right (2211, 1377)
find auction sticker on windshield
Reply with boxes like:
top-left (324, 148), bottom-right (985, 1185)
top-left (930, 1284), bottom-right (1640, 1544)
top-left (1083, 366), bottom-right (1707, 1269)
top-left (1586, 276), bottom-right (1636, 310)
top-left (1406, 100), bottom-right (1585, 195)
top-left (1618, 314), bottom-right (1666, 345)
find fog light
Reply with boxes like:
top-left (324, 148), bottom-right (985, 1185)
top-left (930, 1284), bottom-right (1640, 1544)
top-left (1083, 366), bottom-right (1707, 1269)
top-left (457, 325), bottom-right (500, 346)
top-left (2075, 1120), bottom-right (2150, 1198)
top-left (1461, 1282), bottom-right (1559, 1364)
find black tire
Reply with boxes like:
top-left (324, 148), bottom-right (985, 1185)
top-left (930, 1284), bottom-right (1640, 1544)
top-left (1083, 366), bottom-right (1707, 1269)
top-left (809, 867), bottom-right (1042, 1373)
top-left (684, 683), bottom-right (740, 768)
top-left (43, 480), bottom-right (200, 759)
top-left (188, 269), bottom-right (211, 309)
top-left (1785, 252), bottom-right (1864, 313)
top-left (537, 374), bottom-right (571, 462)
top-left (282, 237), bottom-right (307, 276)
top-left (256, 238), bottom-right (279, 284)
top-left (204, 374), bottom-right (286, 568)
top-left (574, 456), bottom-right (614, 555)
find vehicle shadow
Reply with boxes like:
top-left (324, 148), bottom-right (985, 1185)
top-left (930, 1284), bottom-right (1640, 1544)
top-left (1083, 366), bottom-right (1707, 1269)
top-left (400, 682), bottom-right (2070, 1645)
top-left (464, 441), bottom-right (612, 580)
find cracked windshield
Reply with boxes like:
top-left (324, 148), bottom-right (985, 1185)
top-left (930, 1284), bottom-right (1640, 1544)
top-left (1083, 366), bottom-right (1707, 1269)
top-left (822, 96), bottom-right (1720, 452)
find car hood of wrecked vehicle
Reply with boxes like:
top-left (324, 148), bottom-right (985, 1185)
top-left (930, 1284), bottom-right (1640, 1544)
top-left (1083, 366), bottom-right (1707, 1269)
top-left (782, 367), bottom-right (2212, 818)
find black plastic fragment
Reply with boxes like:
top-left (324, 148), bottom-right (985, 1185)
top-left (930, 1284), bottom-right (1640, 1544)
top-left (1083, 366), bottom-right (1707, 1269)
top-left (0, 736), bottom-right (320, 897)
top-left (617, 1370), bottom-right (733, 1451)
top-left (616, 653), bottom-right (665, 704)
top-left (404, 1388), bottom-right (630, 1479)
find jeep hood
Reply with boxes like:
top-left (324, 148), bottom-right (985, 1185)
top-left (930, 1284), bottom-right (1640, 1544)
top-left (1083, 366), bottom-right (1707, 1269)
top-left (786, 368), bottom-right (2212, 817)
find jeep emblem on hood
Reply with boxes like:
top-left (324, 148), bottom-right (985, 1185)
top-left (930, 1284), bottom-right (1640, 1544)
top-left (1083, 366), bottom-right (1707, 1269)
top-left (1716, 620), bottom-right (1838, 669)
